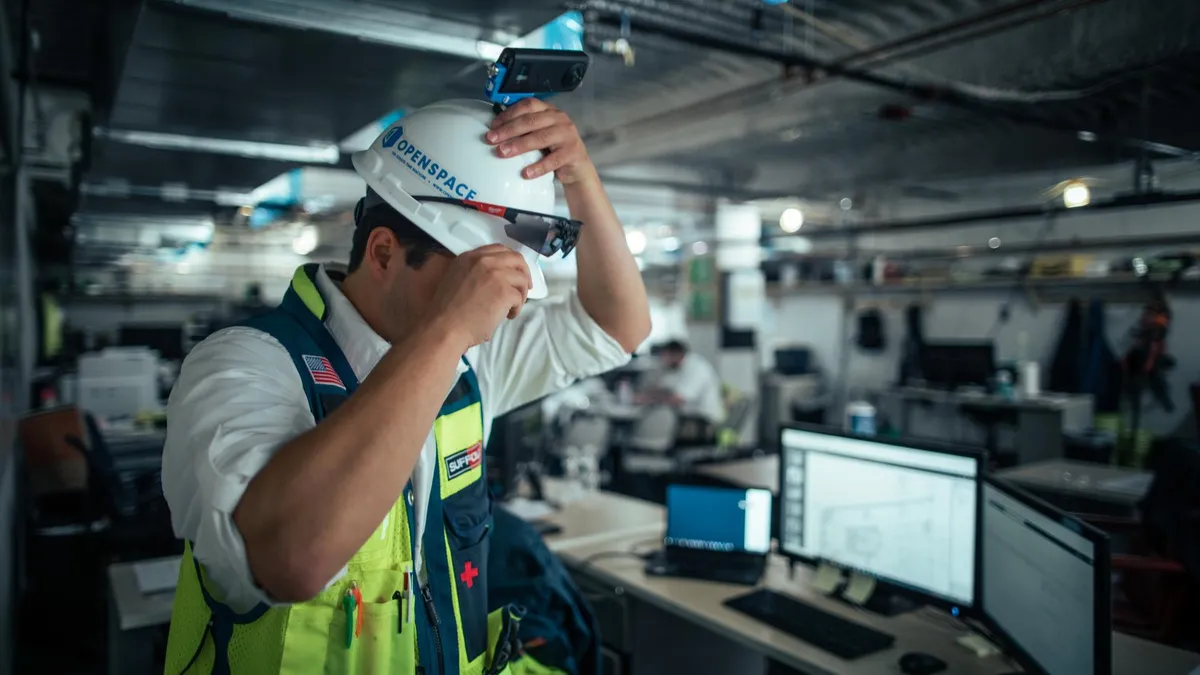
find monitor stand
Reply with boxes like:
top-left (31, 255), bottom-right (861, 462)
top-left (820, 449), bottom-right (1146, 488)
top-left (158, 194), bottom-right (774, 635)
top-left (837, 588), bottom-right (919, 617)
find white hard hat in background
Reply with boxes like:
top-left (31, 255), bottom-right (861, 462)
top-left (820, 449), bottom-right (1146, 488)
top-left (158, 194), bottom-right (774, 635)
top-left (351, 99), bottom-right (560, 299)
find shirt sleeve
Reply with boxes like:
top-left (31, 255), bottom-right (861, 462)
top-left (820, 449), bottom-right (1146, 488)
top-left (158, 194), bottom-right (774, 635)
top-left (161, 326), bottom-right (345, 612)
top-left (470, 292), bottom-right (631, 419)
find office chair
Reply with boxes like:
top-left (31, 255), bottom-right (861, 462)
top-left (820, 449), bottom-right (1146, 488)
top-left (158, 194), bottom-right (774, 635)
top-left (1077, 441), bottom-right (1200, 646)
top-left (62, 413), bottom-right (178, 561)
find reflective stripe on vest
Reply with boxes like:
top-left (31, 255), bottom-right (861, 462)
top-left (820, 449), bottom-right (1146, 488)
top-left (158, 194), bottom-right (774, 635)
top-left (162, 264), bottom-right (518, 675)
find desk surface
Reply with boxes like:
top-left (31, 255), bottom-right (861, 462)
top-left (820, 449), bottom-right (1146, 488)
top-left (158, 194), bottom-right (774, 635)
top-left (108, 556), bottom-right (180, 631)
top-left (996, 459), bottom-right (1153, 506)
top-left (537, 479), bottom-right (665, 551)
top-left (558, 500), bottom-right (1198, 675)
top-left (891, 386), bottom-right (1090, 412)
top-left (696, 456), bottom-right (779, 492)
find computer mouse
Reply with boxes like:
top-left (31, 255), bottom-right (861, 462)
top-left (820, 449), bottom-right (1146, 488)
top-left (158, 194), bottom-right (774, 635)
top-left (898, 651), bottom-right (947, 675)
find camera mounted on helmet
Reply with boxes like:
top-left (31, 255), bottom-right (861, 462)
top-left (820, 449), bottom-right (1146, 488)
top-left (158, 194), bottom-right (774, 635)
top-left (485, 48), bottom-right (591, 112)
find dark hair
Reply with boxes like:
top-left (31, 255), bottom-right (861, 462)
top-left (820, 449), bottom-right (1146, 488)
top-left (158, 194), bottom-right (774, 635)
top-left (661, 340), bottom-right (688, 354)
top-left (347, 203), bottom-right (449, 272)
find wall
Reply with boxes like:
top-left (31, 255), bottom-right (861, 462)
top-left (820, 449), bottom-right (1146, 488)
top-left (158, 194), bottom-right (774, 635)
top-left (762, 165), bottom-right (1200, 436)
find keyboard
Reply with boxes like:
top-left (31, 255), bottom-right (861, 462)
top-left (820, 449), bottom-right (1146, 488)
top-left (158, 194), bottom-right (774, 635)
top-left (724, 589), bottom-right (895, 659)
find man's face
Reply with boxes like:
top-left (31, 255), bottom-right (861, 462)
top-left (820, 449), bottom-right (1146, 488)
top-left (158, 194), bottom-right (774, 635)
top-left (381, 249), bottom-right (454, 333)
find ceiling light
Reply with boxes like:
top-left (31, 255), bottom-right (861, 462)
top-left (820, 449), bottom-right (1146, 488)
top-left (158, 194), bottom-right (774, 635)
top-left (292, 225), bottom-right (320, 256)
top-left (988, 237), bottom-right (1001, 249)
top-left (661, 237), bottom-right (681, 252)
top-left (100, 128), bottom-right (340, 164)
top-left (840, 198), bottom-right (853, 211)
top-left (779, 208), bottom-right (804, 233)
top-left (692, 241), bottom-right (709, 255)
top-left (625, 230), bottom-right (647, 255)
top-left (160, 0), bottom-right (504, 61)
top-left (1063, 181), bottom-right (1090, 208)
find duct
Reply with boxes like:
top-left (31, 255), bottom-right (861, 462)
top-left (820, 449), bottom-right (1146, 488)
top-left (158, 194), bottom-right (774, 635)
top-left (95, 127), bottom-right (341, 164)
top-left (246, 167), bottom-right (365, 227)
top-left (73, 214), bottom-right (216, 256)
top-left (159, 0), bottom-right (510, 61)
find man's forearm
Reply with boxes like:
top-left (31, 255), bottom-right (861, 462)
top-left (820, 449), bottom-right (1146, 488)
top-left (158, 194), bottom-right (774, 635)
top-left (234, 320), bottom-right (465, 602)
top-left (565, 170), bottom-right (651, 353)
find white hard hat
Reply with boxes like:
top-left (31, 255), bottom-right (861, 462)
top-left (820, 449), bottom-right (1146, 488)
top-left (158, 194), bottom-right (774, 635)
top-left (351, 99), bottom-right (561, 299)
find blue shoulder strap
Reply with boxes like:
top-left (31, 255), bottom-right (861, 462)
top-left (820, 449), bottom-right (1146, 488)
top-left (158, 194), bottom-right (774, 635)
top-left (241, 264), bottom-right (361, 417)
top-left (190, 265), bottom-right (362, 674)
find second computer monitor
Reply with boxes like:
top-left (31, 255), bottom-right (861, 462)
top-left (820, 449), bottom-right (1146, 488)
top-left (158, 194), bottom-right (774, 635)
top-left (779, 425), bottom-right (981, 610)
top-left (981, 477), bottom-right (1111, 675)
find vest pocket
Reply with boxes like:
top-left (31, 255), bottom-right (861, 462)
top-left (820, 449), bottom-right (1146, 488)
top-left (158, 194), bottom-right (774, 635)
top-left (444, 493), bottom-right (492, 666)
top-left (278, 571), bottom-right (416, 675)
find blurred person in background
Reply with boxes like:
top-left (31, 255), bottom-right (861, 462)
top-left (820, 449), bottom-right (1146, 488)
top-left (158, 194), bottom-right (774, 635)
top-left (638, 340), bottom-right (725, 439)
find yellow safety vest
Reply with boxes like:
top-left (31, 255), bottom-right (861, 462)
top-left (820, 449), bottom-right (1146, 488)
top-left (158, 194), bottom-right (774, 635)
top-left (162, 264), bottom-right (522, 674)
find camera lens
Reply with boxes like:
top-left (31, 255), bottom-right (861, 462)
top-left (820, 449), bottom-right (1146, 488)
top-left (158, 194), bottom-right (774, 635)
top-left (562, 63), bottom-right (586, 89)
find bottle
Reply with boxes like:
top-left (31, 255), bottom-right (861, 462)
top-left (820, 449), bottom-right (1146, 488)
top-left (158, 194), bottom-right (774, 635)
top-left (844, 401), bottom-right (876, 436)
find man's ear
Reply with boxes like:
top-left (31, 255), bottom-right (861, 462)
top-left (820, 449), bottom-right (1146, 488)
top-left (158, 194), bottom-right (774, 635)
top-left (365, 227), bottom-right (400, 279)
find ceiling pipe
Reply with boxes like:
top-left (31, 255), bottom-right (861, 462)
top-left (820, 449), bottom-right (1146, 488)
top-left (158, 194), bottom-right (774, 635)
top-left (587, 0), bottom-right (1199, 164)
top-left (768, 189), bottom-right (1200, 239)
top-left (833, 0), bottom-right (1108, 70)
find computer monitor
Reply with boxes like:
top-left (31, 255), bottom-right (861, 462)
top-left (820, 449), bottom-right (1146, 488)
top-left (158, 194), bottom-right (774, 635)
top-left (664, 484), bottom-right (773, 554)
top-left (980, 477), bottom-right (1111, 675)
top-left (485, 398), bottom-right (546, 501)
top-left (920, 340), bottom-right (995, 389)
top-left (778, 424), bottom-right (981, 611)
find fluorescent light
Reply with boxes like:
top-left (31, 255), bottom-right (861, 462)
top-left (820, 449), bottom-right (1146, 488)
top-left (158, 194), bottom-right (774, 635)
top-left (99, 128), bottom-right (340, 164)
top-left (1063, 181), bottom-right (1090, 208)
top-left (626, 230), bottom-right (648, 255)
top-left (162, 0), bottom-right (504, 60)
top-left (779, 207), bottom-right (804, 233)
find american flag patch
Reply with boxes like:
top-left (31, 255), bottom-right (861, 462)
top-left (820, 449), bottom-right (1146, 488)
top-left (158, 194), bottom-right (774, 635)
top-left (303, 355), bottom-right (346, 390)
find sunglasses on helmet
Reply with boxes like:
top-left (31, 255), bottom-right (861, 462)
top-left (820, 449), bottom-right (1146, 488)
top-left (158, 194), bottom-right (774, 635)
top-left (416, 196), bottom-right (581, 258)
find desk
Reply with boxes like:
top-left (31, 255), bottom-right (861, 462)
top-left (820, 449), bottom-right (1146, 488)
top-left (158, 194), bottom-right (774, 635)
top-left (997, 459), bottom-right (1152, 516)
top-left (517, 479), bottom-right (665, 552)
top-left (880, 386), bottom-right (1093, 465)
top-left (108, 555), bottom-right (180, 675)
top-left (696, 455), bottom-right (779, 492)
top-left (560, 500), bottom-right (1199, 675)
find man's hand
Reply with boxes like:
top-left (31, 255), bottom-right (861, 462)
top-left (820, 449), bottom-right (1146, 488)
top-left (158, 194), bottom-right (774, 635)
top-left (428, 245), bottom-right (532, 350)
top-left (486, 98), bottom-right (596, 186)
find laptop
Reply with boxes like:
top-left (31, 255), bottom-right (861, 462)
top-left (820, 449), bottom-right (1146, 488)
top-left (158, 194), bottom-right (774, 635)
top-left (645, 484), bottom-right (773, 585)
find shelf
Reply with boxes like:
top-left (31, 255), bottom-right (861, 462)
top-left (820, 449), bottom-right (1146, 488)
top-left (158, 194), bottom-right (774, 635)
top-left (766, 274), bottom-right (1200, 297)
top-left (62, 293), bottom-right (228, 305)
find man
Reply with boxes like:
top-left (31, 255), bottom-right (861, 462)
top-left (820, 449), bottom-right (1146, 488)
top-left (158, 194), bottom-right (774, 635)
top-left (160, 98), bottom-right (649, 674)
top-left (637, 340), bottom-right (724, 426)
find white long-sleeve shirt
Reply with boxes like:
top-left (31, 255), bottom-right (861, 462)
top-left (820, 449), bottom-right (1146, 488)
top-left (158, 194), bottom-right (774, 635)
top-left (162, 265), bottom-right (629, 611)
top-left (642, 354), bottom-right (725, 424)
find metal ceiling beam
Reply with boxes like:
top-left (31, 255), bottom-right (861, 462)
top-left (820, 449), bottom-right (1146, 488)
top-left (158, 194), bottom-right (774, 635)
top-left (157, 0), bottom-right (508, 60)
top-left (588, 0), bottom-right (1200, 164)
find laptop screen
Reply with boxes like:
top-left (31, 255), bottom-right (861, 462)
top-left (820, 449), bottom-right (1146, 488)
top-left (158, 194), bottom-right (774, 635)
top-left (664, 485), bottom-right (773, 554)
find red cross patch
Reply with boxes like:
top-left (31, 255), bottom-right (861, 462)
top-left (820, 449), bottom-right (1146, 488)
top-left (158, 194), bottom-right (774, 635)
top-left (460, 561), bottom-right (479, 589)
